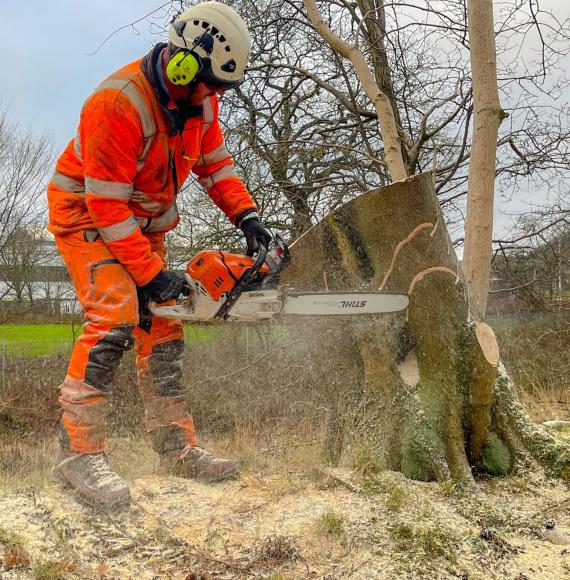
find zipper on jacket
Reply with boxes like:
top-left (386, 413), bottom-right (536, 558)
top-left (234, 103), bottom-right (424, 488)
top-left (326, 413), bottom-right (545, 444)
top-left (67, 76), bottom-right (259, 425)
top-left (169, 149), bottom-right (179, 195)
top-left (180, 132), bottom-right (190, 161)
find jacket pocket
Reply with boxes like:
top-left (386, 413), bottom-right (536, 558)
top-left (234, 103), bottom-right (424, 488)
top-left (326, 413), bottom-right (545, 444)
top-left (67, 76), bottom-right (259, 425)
top-left (89, 259), bottom-right (121, 284)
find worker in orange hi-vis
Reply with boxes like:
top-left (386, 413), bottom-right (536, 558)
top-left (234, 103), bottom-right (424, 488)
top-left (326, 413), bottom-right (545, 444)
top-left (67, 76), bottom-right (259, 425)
top-left (47, 1), bottom-right (271, 510)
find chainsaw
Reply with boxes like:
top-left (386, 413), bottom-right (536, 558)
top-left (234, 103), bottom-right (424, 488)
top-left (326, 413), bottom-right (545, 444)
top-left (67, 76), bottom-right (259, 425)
top-left (149, 235), bottom-right (409, 322)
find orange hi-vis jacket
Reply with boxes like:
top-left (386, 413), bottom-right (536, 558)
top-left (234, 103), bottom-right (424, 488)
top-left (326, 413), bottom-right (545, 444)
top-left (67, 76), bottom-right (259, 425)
top-left (47, 56), bottom-right (256, 286)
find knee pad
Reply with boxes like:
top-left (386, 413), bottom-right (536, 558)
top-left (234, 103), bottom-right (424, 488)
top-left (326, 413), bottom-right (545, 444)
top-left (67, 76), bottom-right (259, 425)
top-left (149, 339), bottom-right (185, 397)
top-left (84, 326), bottom-right (134, 392)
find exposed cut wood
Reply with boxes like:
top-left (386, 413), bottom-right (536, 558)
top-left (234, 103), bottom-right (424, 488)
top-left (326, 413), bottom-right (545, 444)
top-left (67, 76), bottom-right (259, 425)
top-left (397, 350), bottom-right (420, 388)
top-left (474, 322), bottom-right (500, 367)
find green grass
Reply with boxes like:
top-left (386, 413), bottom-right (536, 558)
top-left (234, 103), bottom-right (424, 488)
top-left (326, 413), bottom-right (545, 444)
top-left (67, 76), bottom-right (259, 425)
top-left (184, 324), bottom-right (217, 344)
top-left (315, 509), bottom-right (345, 537)
top-left (0, 324), bottom-right (216, 357)
top-left (0, 324), bottom-right (78, 356)
top-left (361, 474), bottom-right (409, 511)
top-left (388, 521), bottom-right (459, 563)
top-left (352, 445), bottom-right (383, 475)
top-left (0, 525), bottom-right (25, 547)
top-left (32, 560), bottom-right (71, 580)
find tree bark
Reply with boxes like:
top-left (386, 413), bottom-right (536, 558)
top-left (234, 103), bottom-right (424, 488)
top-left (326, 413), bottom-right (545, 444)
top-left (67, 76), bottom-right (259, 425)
top-left (282, 173), bottom-right (569, 484)
top-left (303, 0), bottom-right (408, 182)
top-left (462, 0), bottom-right (507, 315)
top-left (355, 0), bottom-right (409, 168)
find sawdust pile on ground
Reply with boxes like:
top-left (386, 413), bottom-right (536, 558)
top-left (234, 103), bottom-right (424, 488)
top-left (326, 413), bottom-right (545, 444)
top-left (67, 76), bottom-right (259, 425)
top-left (1, 431), bottom-right (569, 579)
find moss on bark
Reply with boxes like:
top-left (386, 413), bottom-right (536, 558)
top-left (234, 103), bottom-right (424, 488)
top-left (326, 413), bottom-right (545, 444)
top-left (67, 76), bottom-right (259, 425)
top-left (282, 173), bottom-right (569, 483)
top-left (481, 432), bottom-right (511, 475)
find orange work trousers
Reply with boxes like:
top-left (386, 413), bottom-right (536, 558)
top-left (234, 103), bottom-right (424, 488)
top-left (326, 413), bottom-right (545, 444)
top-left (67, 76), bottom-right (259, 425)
top-left (54, 229), bottom-right (197, 454)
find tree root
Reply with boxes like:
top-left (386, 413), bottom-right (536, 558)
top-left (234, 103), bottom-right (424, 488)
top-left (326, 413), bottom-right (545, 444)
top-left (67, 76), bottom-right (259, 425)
top-left (491, 364), bottom-right (570, 480)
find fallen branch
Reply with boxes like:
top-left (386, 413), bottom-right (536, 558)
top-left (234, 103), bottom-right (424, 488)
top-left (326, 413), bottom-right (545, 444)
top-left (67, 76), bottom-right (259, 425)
top-left (315, 467), bottom-right (361, 493)
top-left (261, 438), bottom-right (324, 453)
top-left (542, 420), bottom-right (570, 428)
top-left (100, 511), bottom-right (142, 547)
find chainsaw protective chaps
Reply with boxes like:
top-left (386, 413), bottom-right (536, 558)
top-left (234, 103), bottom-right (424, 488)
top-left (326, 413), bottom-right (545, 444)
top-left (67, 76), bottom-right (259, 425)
top-left (56, 230), bottom-right (196, 454)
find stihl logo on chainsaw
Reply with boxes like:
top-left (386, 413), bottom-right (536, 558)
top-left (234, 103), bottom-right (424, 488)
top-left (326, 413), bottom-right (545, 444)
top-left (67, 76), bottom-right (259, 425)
top-left (340, 300), bottom-right (367, 308)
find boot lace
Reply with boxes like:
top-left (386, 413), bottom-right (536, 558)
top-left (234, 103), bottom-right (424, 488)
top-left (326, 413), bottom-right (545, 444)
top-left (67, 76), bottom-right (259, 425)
top-left (84, 454), bottom-right (120, 486)
top-left (178, 445), bottom-right (214, 463)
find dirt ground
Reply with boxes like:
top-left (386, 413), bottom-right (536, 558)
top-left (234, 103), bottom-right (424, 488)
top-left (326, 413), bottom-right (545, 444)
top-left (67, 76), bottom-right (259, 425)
top-left (1, 428), bottom-right (569, 580)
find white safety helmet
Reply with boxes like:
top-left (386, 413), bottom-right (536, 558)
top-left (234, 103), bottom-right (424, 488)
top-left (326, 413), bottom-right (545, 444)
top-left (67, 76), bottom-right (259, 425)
top-left (168, 2), bottom-right (251, 88)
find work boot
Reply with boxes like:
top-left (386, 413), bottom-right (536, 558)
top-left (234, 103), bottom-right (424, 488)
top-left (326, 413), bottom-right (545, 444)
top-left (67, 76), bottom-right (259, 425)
top-left (161, 445), bottom-right (238, 482)
top-left (52, 450), bottom-right (131, 509)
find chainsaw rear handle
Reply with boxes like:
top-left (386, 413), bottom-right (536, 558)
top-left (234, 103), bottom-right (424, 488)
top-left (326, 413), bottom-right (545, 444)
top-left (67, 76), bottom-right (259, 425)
top-left (214, 243), bottom-right (268, 320)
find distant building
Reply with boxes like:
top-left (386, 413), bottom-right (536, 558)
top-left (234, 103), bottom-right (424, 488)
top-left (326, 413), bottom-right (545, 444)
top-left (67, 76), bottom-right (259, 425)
top-left (0, 237), bottom-right (77, 316)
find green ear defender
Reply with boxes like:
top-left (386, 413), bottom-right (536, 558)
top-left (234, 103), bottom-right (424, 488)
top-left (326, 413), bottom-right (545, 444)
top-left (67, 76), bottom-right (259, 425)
top-left (166, 50), bottom-right (200, 86)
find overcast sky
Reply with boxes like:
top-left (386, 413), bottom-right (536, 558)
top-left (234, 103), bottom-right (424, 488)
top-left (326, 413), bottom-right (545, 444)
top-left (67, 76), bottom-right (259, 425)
top-left (0, 1), bottom-right (568, 238)
top-left (0, 1), bottom-right (171, 150)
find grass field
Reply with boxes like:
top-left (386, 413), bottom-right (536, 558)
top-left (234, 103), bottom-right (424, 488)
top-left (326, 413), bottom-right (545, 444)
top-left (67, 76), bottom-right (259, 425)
top-left (0, 324), bottom-right (216, 357)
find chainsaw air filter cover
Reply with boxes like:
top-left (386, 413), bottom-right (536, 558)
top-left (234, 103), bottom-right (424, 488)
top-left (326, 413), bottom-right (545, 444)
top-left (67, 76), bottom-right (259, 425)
top-left (187, 250), bottom-right (270, 301)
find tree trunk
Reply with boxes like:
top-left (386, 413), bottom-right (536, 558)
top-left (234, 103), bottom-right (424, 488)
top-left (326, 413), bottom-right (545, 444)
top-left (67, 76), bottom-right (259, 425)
top-left (303, 0), bottom-right (407, 182)
top-left (282, 173), bottom-right (569, 484)
top-left (462, 0), bottom-right (507, 315)
top-left (356, 0), bottom-right (409, 168)
top-left (285, 188), bottom-right (313, 239)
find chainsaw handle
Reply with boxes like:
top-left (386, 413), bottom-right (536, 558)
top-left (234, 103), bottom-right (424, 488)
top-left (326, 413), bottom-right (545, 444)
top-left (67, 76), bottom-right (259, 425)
top-left (214, 243), bottom-right (268, 320)
top-left (250, 243), bottom-right (268, 275)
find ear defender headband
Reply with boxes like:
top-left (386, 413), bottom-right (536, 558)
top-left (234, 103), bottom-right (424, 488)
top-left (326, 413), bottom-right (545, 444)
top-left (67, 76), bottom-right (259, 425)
top-left (166, 20), bottom-right (214, 86)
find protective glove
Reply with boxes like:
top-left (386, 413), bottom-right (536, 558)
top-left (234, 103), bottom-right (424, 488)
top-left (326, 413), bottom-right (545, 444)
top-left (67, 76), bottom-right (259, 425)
top-left (140, 269), bottom-right (191, 304)
top-left (239, 212), bottom-right (272, 256)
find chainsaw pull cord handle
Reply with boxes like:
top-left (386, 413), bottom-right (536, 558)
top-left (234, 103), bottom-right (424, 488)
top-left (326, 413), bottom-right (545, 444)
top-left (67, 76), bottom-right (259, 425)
top-left (214, 244), bottom-right (268, 320)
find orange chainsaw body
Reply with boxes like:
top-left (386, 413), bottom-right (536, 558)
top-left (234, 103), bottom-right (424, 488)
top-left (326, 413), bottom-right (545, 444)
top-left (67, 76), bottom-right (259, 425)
top-left (187, 250), bottom-right (270, 302)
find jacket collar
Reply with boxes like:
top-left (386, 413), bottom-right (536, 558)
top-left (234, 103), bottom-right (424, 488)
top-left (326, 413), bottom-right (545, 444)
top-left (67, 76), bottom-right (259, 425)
top-left (141, 43), bottom-right (203, 135)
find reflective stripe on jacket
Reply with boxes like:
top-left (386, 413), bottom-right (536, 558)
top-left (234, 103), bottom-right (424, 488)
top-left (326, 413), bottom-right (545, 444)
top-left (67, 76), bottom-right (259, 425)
top-left (47, 58), bottom-right (256, 286)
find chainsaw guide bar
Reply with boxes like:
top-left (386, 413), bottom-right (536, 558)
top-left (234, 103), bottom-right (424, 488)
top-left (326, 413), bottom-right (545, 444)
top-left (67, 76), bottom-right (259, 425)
top-left (150, 236), bottom-right (409, 322)
top-left (280, 292), bottom-right (409, 317)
